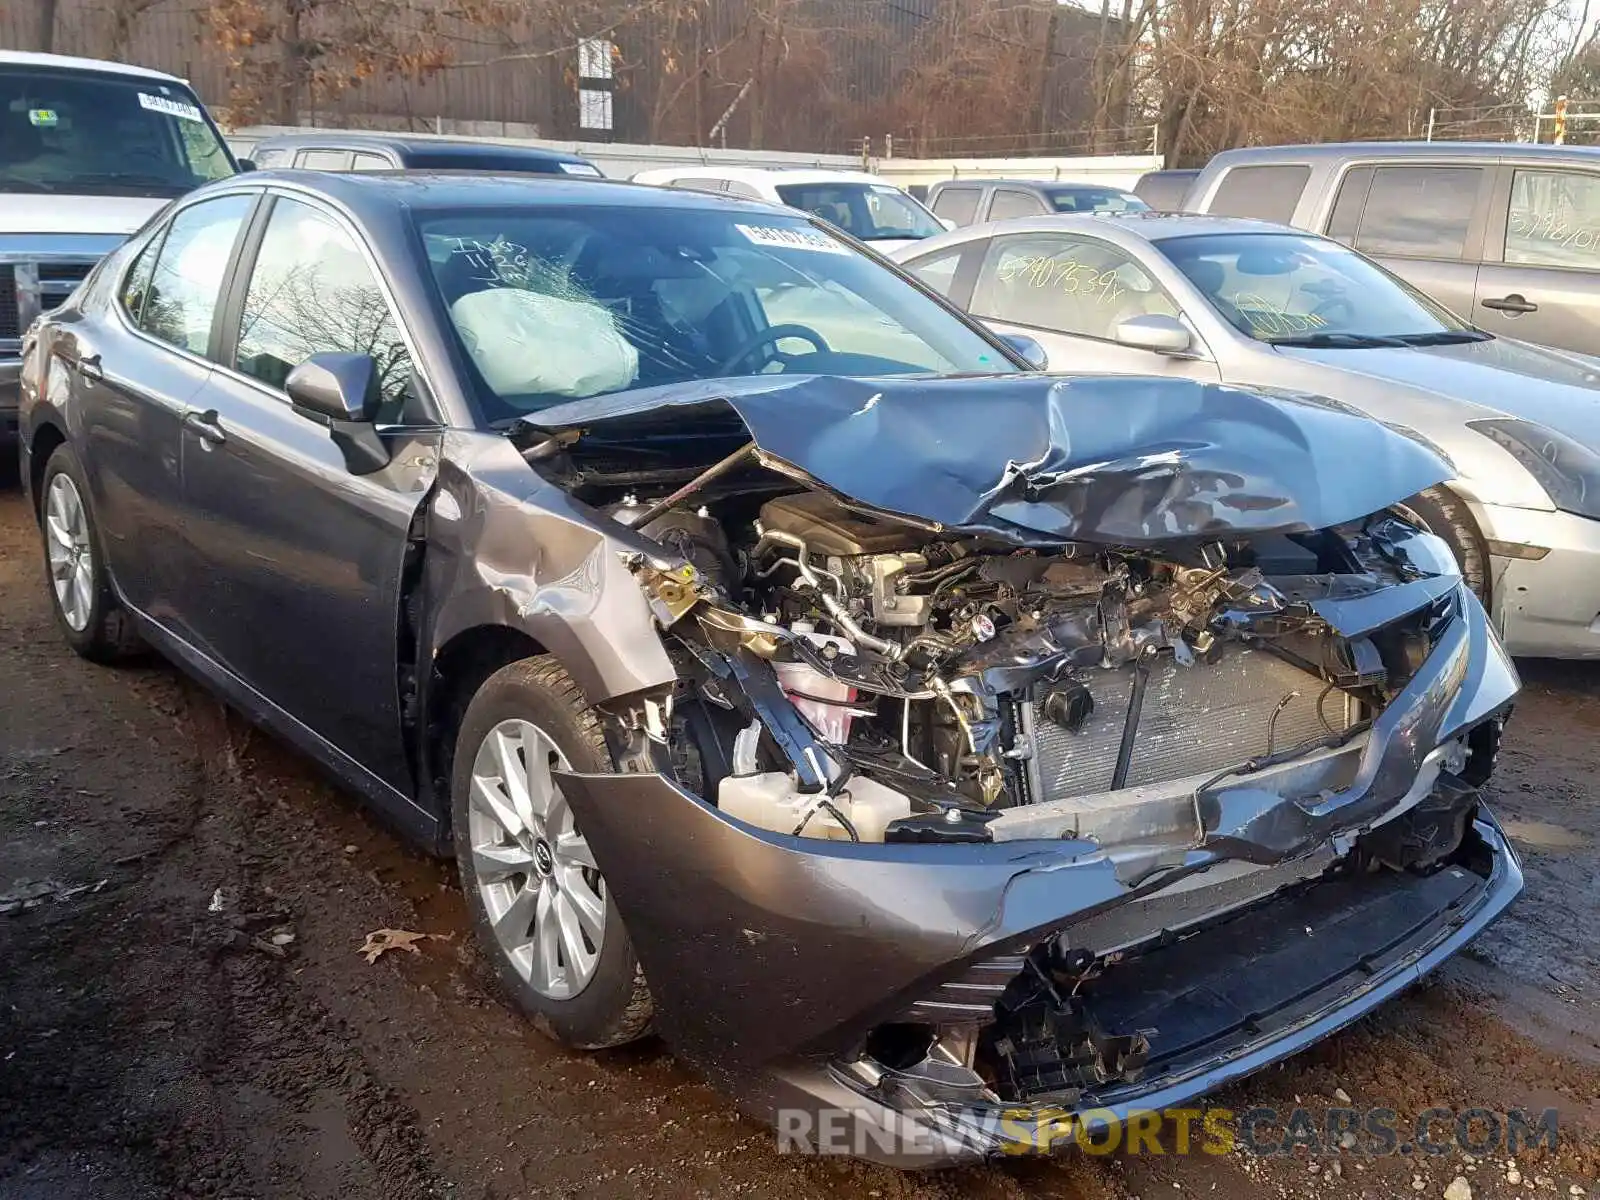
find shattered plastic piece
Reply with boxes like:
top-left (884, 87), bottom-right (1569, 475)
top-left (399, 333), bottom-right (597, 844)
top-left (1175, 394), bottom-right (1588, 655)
top-left (208, 887), bottom-right (227, 913)
top-left (359, 928), bottom-right (429, 963)
top-left (0, 878), bottom-right (109, 915)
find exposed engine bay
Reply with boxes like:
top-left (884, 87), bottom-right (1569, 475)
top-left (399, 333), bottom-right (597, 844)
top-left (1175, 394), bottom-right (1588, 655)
top-left (532, 432), bottom-right (1473, 853)
top-left (514, 375), bottom-right (1518, 1158)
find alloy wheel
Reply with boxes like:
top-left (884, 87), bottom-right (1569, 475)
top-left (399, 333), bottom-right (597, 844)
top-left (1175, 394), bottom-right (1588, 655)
top-left (467, 718), bottom-right (606, 999)
top-left (44, 473), bottom-right (94, 633)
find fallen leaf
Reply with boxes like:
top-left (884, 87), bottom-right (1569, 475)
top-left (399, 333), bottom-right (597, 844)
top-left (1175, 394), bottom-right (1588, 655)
top-left (358, 928), bottom-right (429, 963)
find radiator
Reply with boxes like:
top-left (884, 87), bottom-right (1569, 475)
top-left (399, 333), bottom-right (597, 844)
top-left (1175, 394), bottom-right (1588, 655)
top-left (1026, 647), bottom-right (1352, 801)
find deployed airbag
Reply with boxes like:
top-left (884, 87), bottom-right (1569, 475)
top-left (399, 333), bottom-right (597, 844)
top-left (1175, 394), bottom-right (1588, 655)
top-left (451, 289), bottom-right (638, 397)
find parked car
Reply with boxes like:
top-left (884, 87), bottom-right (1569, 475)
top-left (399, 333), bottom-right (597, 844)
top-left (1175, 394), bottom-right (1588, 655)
top-left (1133, 167), bottom-right (1200, 210)
top-left (926, 178), bottom-right (1149, 226)
top-left (19, 171), bottom-right (1518, 1165)
top-left (1183, 141), bottom-right (1600, 358)
top-left (1, 50), bottom-right (237, 476)
top-left (629, 166), bottom-right (944, 251)
top-left (248, 132), bottom-right (603, 177)
top-left (893, 212), bottom-right (1600, 659)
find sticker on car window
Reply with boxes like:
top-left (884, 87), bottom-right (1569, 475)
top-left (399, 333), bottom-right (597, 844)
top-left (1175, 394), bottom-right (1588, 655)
top-left (137, 92), bottom-right (205, 123)
top-left (27, 108), bottom-right (59, 127)
top-left (735, 224), bottom-right (851, 255)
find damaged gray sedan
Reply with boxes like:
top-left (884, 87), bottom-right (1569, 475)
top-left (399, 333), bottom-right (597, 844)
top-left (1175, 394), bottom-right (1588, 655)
top-left (18, 172), bottom-right (1521, 1166)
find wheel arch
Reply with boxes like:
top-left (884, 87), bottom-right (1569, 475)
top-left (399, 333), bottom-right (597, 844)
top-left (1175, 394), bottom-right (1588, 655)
top-left (420, 622), bottom-right (550, 840)
top-left (25, 420), bottom-right (68, 523)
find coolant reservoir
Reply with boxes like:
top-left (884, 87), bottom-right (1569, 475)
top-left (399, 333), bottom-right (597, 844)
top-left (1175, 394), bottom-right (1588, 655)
top-left (773, 620), bottom-right (858, 743)
top-left (719, 772), bottom-right (913, 842)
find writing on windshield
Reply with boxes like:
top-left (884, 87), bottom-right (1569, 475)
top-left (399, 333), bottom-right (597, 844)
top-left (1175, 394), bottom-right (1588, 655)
top-left (1156, 232), bottom-right (1469, 343)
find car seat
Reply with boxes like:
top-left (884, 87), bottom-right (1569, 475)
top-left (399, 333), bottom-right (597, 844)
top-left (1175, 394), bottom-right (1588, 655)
top-left (1184, 258), bottom-right (1251, 334)
top-left (435, 248), bottom-right (503, 307)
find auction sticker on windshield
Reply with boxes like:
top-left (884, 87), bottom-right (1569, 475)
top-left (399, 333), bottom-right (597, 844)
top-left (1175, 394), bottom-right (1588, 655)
top-left (137, 92), bottom-right (204, 122)
top-left (27, 109), bottom-right (58, 127)
top-left (736, 224), bottom-right (851, 255)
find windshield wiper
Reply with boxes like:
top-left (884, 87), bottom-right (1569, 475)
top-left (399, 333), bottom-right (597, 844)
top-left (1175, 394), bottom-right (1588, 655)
top-left (1392, 330), bottom-right (1491, 346)
top-left (0, 175), bottom-right (56, 193)
top-left (60, 173), bottom-right (189, 192)
top-left (1265, 331), bottom-right (1412, 349)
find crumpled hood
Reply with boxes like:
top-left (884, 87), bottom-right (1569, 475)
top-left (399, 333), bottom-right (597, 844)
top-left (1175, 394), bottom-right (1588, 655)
top-left (530, 373), bottom-right (1452, 546)
top-left (1279, 335), bottom-right (1600, 446)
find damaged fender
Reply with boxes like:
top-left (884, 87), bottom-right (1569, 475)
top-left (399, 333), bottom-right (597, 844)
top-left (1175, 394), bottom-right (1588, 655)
top-left (418, 430), bottom-right (680, 705)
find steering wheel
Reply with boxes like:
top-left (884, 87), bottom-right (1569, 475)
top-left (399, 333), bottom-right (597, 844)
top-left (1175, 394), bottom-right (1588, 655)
top-left (717, 324), bottom-right (831, 375)
top-left (1310, 294), bottom-right (1356, 324)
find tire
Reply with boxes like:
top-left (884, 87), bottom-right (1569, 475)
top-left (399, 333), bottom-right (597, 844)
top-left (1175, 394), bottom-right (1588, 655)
top-left (37, 443), bottom-right (144, 664)
top-left (450, 655), bottom-right (653, 1049)
top-left (1400, 485), bottom-right (1490, 604)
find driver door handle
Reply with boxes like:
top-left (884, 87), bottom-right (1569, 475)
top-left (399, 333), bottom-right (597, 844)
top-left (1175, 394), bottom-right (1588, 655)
top-left (182, 408), bottom-right (227, 447)
top-left (76, 353), bottom-right (103, 382)
top-left (1482, 294), bottom-right (1538, 314)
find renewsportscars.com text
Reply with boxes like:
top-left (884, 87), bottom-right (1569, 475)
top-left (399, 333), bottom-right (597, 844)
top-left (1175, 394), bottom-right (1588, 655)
top-left (775, 1105), bottom-right (1561, 1158)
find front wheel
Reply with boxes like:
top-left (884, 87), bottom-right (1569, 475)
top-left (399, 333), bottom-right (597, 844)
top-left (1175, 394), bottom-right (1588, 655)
top-left (1399, 485), bottom-right (1490, 604)
top-left (450, 656), bottom-right (652, 1049)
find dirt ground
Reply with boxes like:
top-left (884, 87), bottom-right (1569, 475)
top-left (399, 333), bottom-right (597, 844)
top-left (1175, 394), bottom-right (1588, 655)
top-left (1, 485), bottom-right (1597, 1200)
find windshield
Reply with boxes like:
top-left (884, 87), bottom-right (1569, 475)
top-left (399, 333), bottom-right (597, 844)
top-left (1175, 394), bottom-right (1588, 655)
top-left (1155, 232), bottom-right (1476, 345)
top-left (0, 66), bottom-right (234, 197)
top-left (774, 182), bottom-right (944, 241)
top-left (1048, 188), bottom-right (1149, 214)
top-left (416, 205), bottom-right (1016, 422)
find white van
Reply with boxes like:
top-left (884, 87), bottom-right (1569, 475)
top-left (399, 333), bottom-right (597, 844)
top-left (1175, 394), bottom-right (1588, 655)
top-left (630, 166), bottom-right (945, 253)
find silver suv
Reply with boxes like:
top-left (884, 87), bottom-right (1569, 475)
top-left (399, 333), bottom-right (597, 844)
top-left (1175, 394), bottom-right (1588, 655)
top-left (1184, 142), bottom-right (1600, 357)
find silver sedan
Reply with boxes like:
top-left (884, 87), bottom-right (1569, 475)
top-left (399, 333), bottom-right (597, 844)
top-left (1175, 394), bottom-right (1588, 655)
top-left (893, 213), bottom-right (1600, 660)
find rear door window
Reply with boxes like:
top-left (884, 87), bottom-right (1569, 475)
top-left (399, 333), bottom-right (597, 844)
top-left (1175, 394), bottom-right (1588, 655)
top-left (669, 177), bottom-right (727, 193)
top-left (1207, 165), bottom-right (1311, 223)
top-left (1505, 169), bottom-right (1600, 269)
top-left (119, 235), bottom-right (160, 324)
top-left (137, 194), bottom-right (255, 354)
top-left (931, 186), bottom-right (981, 226)
top-left (350, 151), bottom-right (392, 171)
top-left (1354, 166), bottom-right (1483, 259)
top-left (296, 148), bottom-right (354, 171)
top-left (901, 245), bottom-right (967, 298)
top-left (988, 189), bottom-right (1048, 221)
top-left (1325, 166), bottom-right (1374, 244)
top-left (971, 232), bottom-right (1179, 341)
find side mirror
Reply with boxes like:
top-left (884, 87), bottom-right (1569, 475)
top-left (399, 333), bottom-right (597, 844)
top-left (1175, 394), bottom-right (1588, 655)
top-left (997, 332), bottom-right (1049, 371)
top-left (285, 352), bottom-right (391, 474)
top-left (1113, 313), bottom-right (1192, 356)
top-left (939, 216), bottom-right (957, 231)
top-left (236, 157), bottom-right (258, 172)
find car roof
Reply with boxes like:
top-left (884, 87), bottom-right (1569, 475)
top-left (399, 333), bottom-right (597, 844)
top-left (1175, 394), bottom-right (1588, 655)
top-left (896, 211), bottom-right (1300, 258)
top-left (222, 169), bottom-right (796, 219)
top-left (0, 49), bottom-right (189, 85)
top-left (253, 132), bottom-right (593, 164)
top-left (1207, 140), bottom-right (1600, 165)
top-left (931, 178), bottom-right (1136, 192)
top-left (634, 166), bottom-right (883, 186)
